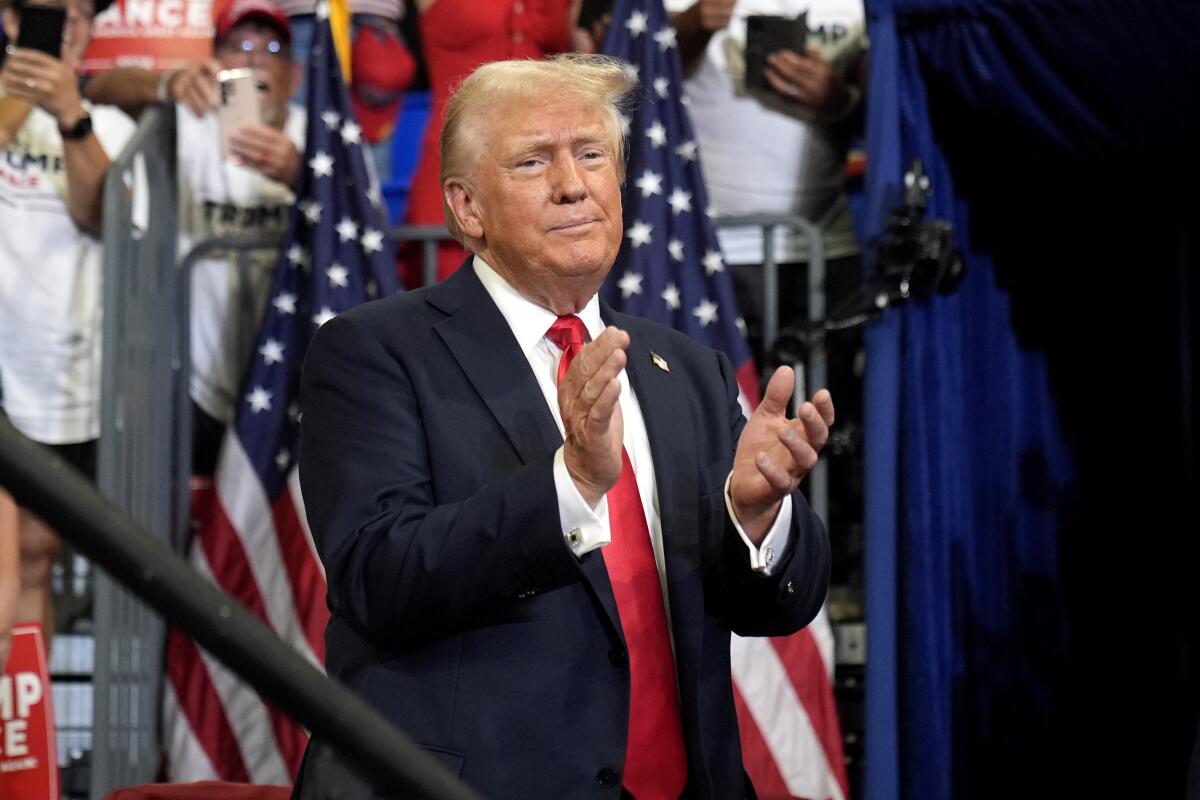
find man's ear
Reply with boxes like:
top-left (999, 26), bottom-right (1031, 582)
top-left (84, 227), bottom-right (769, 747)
top-left (444, 178), bottom-right (484, 241)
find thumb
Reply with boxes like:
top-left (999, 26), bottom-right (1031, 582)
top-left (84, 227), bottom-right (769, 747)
top-left (756, 366), bottom-right (794, 417)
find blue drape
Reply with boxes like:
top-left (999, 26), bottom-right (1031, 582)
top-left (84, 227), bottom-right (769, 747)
top-left (863, 1), bottom-right (1200, 798)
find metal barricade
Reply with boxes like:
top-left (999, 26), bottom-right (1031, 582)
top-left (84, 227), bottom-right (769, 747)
top-left (389, 223), bottom-right (450, 287)
top-left (712, 214), bottom-right (829, 523)
top-left (93, 105), bottom-right (181, 797)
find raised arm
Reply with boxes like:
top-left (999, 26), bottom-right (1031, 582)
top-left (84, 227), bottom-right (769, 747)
top-left (1, 49), bottom-right (110, 234)
top-left (670, 0), bottom-right (734, 75)
top-left (84, 59), bottom-right (222, 119)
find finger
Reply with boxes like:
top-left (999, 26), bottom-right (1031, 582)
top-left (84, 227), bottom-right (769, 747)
top-left (577, 347), bottom-right (627, 410)
top-left (200, 59), bottom-right (224, 79)
top-left (794, 403), bottom-right (829, 451)
top-left (755, 451), bottom-right (796, 495)
top-left (5, 50), bottom-right (54, 70)
top-left (777, 426), bottom-right (819, 473)
top-left (768, 49), bottom-right (812, 77)
top-left (567, 326), bottom-right (629, 385)
top-left (756, 366), bottom-right (794, 417)
top-left (812, 389), bottom-right (835, 427)
top-left (584, 376), bottom-right (622, 434)
top-left (762, 66), bottom-right (812, 104)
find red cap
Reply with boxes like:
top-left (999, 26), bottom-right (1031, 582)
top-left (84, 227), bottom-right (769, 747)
top-left (350, 25), bottom-right (415, 143)
top-left (215, 0), bottom-right (291, 47)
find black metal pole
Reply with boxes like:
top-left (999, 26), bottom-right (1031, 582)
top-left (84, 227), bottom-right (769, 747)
top-left (0, 414), bottom-right (479, 800)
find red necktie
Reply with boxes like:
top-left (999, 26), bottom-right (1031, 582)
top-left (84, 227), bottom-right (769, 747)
top-left (546, 315), bottom-right (687, 800)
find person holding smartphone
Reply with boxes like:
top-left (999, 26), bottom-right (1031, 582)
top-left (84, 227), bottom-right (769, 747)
top-left (665, 0), bottom-right (867, 382)
top-left (0, 0), bottom-right (136, 657)
top-left (85, 0), bottom-right (306, 475)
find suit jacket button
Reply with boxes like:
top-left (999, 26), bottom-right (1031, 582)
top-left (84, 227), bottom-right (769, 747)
top-left (608, 648), bottom-right (626, 667)
top-left (596, 767), bottom-right (620, 788)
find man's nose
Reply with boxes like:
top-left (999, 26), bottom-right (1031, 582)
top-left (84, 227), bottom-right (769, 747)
top-left (550, 156), bottom-right (588, 204)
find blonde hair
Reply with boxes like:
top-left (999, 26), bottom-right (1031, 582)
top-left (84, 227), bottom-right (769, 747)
top-left (439, 54), bottom-right (637, 250)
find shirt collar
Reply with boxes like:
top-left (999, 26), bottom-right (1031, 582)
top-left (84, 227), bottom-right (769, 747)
top-left (472, 255), bottom-right (605, 352)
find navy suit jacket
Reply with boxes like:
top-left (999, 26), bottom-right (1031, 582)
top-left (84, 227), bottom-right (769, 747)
top-left (295, 261), bottom-right (831, 799)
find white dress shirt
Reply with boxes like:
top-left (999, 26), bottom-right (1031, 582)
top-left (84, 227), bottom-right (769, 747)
top-left (473, 258), bottom-right (792, 597)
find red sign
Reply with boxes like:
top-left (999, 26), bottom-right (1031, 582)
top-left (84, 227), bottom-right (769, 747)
top-left (81, 0), bottom-right (234, 73)
top-left (0, 624), bottom-right (59, 800)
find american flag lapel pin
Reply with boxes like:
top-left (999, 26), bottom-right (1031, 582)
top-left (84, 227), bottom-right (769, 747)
top-left (651, 351), bottom-right (670, 373)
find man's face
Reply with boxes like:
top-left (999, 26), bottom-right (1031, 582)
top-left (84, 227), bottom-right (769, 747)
top-left (455, 97), bottom-right (624, 312)
top-left (215, 21), bottom-right (292, 126)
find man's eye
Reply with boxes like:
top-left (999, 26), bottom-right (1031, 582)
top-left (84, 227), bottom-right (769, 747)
top-left (582, 150), bottom-right (604, 160)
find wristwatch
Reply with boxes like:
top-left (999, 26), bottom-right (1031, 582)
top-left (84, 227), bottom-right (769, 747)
top-left (59, 111), bottom-right (93, 141)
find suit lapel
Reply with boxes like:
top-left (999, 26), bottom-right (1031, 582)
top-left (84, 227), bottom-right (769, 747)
top-left (430, 262), bottom-right (562, 466)
top-left (431, 265), bottom-right (627, 645)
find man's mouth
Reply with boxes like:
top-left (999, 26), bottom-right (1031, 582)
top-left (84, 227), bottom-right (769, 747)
top-left (552, 219), bottom-right (597, 232)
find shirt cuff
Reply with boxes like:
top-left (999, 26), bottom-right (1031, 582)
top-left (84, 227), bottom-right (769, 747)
top-left (554, 446), bottom-right (611, 557)
top-left (724, 472), bottom-right (792, 576)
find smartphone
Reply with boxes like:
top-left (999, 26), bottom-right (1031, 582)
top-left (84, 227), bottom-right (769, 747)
top-left (577, 0), bottom-right (614, 32)
top-left (16, 5), bottom-right (66, 58)
top-left (216, 68), bottom-right (261, 162)
top-left (743, 13), bottom-right (808, 92)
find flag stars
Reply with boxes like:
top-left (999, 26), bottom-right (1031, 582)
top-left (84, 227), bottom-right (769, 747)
top-left (259, 338), bottom-right (284, 365)
top-left (327, 263), bottom-right (349, 288)
top-left (668, 238), bottom-right (684, 262)
top-left (653, 77), bottom-right (670, 99)
top-left (675, 140), bottom-right (698, 162)
top-left (361, 228), bottom-right (384, 254)
top-left (703, 249), bottom-right (725, 275)
top-left (309, 151), bottom-right (334, 178)
top-left (645, 121), bottom-right (667, 148)
top-left (625, 10), bottom-right (648, 37)
top-left (315, 0), bottom-right (329, 19)
top-left (626, 220), bottom-right (653, 248)
top-left (275, 448), bottom-right (290, 471)
top-left (246, 386), bottom-right (273, 413)
top-left (692, 298), bottom-right (719, 327)
top-left (635, 169), bottom-right (663, 198)
top-left (286, 244), bottom-right (309, 268)
top-left (340, 120), bottom-right (362, 146)
top-left (336, 217), bottom-right (358, 242)
top-left (320, 110), bottom-right (340, 130)
top-left (617, 271), bottom-right (644, 298)
top-left (668, 188), bottom-right (692, 215)
top-left (300, 200), bottom-right (322, 224)
top-left (661, 283), bottom-right (681, 309)
top-left (653, 26), bottom-right (677, 51)
top-left (272, 292), bottom-right (297, 315)
top-left (313, 306), bottom-right (337, 327)
top-left (736, 317), bottom-right (748, 336)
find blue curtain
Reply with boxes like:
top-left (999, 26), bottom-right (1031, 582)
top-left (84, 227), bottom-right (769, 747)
top-left (863, 1), bottom-right (1200, 798)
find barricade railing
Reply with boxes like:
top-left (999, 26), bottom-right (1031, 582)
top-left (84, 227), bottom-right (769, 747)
top-left (95, 104), bottom-right (181, 797)
top-left (389, 223), bottom-right (450, 287)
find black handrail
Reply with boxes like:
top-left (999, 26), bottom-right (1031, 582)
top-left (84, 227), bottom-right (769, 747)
top-left (0, 414), bottom-right (480, 800)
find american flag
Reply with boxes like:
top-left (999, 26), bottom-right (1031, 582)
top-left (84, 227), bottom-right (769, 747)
top-left (162, 2), bottom-right (399, 783)
top-left (599, 2), bottom-right (849, 798)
